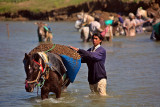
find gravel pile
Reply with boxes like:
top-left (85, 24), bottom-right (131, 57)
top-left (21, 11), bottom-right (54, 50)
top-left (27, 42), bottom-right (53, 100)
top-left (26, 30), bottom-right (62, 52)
top-left (29, 43), bottom-right (81, 60)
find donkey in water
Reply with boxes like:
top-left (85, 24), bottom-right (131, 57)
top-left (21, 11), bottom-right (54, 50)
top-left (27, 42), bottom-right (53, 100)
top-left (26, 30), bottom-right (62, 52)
top-left (23, 52), bottom-right (70, 99)
top-left (35, 22), bottom-right (53, 42)
top-left (75, 19), bottom-right (91, 42)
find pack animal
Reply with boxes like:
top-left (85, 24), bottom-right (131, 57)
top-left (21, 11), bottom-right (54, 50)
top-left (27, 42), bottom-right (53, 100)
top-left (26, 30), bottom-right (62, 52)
top-left (112, 20), bottom-right (124, 36)
top-left (75, 19), bottom-right (91, 42)
top-left (23, 52), bottom-right (70, 100)
top-left (35, 22), bottom-right (53, 42)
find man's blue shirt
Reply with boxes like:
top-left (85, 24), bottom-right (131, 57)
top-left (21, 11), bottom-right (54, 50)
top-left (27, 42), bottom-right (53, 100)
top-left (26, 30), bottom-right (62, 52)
top-left (78, 46), bottom-right (107, 84)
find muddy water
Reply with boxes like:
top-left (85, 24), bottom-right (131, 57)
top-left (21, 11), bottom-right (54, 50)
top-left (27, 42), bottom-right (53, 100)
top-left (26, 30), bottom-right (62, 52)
top-left (0, 21), bottom-right (160, 107)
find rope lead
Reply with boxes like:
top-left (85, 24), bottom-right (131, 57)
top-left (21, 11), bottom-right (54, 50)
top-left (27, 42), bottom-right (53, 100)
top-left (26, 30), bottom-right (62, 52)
top-left (45, 44), bottom-right (56, 53)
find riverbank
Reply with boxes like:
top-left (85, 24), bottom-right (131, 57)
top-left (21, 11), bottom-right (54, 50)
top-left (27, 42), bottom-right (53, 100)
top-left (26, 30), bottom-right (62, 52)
top-left (0, 0), bottom-right (159, 21)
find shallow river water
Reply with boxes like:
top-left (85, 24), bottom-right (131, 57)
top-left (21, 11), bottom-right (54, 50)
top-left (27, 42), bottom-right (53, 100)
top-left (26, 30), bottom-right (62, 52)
top-left (0, 21), bottom-right (160, 107)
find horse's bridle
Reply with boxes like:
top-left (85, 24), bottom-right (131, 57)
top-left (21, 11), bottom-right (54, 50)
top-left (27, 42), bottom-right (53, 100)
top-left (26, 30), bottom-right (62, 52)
top-left (25, 59), bottom-right (44, 85)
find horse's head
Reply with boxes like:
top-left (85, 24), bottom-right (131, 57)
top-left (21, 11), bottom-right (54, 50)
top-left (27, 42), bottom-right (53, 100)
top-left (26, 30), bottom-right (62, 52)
top-left (75, 19), bottom-right (83, 30)
top-left (23, 53), bottom-right (44, 92)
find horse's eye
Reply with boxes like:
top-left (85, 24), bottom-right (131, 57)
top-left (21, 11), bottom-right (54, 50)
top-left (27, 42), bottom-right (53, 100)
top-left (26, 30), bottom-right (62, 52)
top-left (34, 65), bottom-right (39, 69)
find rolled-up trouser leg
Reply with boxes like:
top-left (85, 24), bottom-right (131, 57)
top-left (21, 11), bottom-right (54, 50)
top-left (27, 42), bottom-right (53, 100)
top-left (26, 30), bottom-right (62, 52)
top-left (89, 78), bottom-right (107, 96)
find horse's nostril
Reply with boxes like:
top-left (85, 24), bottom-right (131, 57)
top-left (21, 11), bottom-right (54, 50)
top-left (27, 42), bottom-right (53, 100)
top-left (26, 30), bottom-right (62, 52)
top-left (25, 86), bottom-right (34, 92)
top-left (25, 87), bottom-right (29, 92)
top-left (25, 83), bottom-right (34, 92)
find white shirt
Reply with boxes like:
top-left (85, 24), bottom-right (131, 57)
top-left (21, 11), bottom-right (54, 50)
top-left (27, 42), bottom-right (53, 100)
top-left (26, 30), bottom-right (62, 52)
top-left (91, 44), bottom-right (101, 52)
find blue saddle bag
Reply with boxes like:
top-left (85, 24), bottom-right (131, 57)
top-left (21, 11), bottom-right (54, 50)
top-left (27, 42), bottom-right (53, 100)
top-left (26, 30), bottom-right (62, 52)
top-left (60, 55), bottom-right (81, 83)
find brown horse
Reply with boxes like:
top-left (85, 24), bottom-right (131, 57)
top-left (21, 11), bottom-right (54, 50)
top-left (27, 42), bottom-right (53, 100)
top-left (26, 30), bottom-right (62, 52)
top-left (23, 52), bottom-right (70, 100)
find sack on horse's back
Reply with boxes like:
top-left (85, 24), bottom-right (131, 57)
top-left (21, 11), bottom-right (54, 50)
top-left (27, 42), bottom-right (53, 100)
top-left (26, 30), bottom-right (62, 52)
top-left (60, 55), bottom-right (81, 83)
top-left (29, 43), bottom-right (81, 83)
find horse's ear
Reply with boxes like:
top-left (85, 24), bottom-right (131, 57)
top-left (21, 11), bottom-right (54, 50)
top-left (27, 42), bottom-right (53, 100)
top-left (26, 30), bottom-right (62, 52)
top-left (33, 53), bottom-right (40, 61)
top-left (23, 53), bottom-right (28, 65)
top-left (34, 53), bottom-right (42, 64)
top-left (25, 53), bottom-right (28, 58)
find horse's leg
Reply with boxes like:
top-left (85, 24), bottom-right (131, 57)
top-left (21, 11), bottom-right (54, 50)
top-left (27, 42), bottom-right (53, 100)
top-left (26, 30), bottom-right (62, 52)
top-left (83, 27), bottom-right (90, 42)
top-left (38, 34), bottom-right (42, 42)
top-left (81, 29), bottom-right (85, 42)
top-left (84, 29), bottom-right (88, 42)
top-left (46, 32), bottom-right (51, 42)
top-left (87, 34), bottom-right (91, 42)
top-left (49, 33), bottom-right (53, 42)
top-left (85, 27), bottom-right (90, 42)
top-left (44, 36), bottom-right (47, 42)
top-left (41, 88), bottom-right (49, 100)
top-left (54, 86), bottom-right (61, 98)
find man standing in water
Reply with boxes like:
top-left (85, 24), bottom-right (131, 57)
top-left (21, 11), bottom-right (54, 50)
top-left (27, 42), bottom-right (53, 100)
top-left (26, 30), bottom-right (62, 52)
top-left (70, 33), bottom-right (108, 96)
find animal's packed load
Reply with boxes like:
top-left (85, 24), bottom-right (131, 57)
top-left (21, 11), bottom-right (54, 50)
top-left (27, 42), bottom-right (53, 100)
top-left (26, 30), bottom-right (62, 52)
top-left (29, 43), bottom-right (81, 83)
top-left (136, 7), bottom-right (147, 19)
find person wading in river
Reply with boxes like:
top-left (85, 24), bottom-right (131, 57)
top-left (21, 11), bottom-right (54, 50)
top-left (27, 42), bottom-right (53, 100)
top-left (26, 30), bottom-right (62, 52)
top-left (70, 33), bottom-right (108, 96)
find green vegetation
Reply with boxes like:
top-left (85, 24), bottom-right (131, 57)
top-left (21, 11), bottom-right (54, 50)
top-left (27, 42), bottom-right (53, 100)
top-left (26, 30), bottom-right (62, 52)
top-left (0, 0), bottom-right (28, 2)
top-left (0, 0), bottom-right (93, 14)
top-left (0, 0), bottom-right (152, 14)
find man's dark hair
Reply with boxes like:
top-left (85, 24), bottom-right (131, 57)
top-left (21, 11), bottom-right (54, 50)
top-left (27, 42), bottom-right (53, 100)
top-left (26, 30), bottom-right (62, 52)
top-left (92, 32), bottom-right (104, 41)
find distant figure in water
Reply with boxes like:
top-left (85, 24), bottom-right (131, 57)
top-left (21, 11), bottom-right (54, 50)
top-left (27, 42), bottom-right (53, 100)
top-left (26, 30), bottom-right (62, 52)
top-left (128, 13), bottom-right (136, 36)
top-left (123, 17), bottom-right (131, 36)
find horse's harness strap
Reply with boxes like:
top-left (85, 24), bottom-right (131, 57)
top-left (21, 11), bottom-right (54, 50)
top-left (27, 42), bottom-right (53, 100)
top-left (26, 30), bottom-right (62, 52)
top-left (62, 73), bottom-right (68, 86)
top-left (26, 71), bottom-right (41, 84)
top-left (26, 59), bottom-right (44, 84)
top-left (33, 59), bottom-right (44, 72)
top-left (26, 52), bottom-right (50, 87)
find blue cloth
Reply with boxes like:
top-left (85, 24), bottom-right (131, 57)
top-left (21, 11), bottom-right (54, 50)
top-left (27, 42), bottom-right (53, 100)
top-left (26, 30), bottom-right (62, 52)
top-left (105, 20), bottom-right (113, 25)
top-left (60, 55), bottom-right (81, 83)
top-left (78, 46), bottom-right (107, 84)
top-left (118, 17), bottom-right (124, 24)
top-left (47, 26), bottom-right (51, 31)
